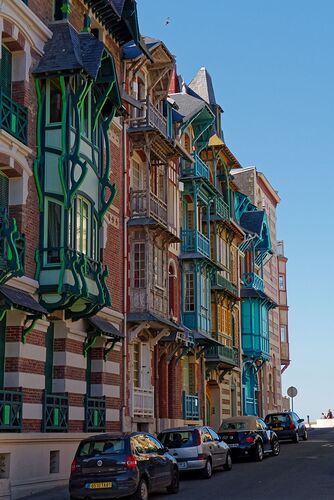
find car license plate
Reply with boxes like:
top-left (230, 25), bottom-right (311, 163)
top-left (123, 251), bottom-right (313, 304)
top-left (229, 444), bottom-right (238, 448)
top-left (178, 462), bottom-right (188, 469)
top-left (273, 427), bottom-right (283, 431)
top-left (85, 482), bottom-right (112, 489)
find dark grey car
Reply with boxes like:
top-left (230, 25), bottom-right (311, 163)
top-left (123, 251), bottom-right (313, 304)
top-left (158, 426), bottom-right (232, 479)
top-left (69, 432), bottom-right (179, 500)
top-left (265, 412), bottom-right (308, 443)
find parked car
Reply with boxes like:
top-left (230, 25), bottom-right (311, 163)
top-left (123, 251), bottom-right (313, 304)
top-left (264, 411), bottom-right (307, 443)
top-left (218, 416), bottom-right (280, 461)
top-left (69, 432), bottom-right (179, 500)
top-left (157, 425), bottom-right (232, 479)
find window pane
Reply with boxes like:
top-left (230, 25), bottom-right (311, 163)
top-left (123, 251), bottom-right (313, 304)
top-left (47, 201), bottom-right (61, 263)
top-left (134, 242), bottom-right (145, 288)
top-left (49, 80), bottom-right (62, 123)
top-left (185, 273), bottom-right (194, 311)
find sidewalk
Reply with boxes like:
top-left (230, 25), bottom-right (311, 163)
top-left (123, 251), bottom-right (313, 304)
top-left (22, 486), bottom-right (68, 500)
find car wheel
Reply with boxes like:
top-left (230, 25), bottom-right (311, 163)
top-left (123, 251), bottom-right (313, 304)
top-left (254, 442), bottom-right (264, 461)
top-left (303, 429), bottom-right (308, 441)
top-left (293, 432), bottom-right (299, 444)
top-left (271, 439), bottom-right (280, 456)
top-left (202, 458), bottom-right (212, 479)
top-left (223, 452), bottom-right (232, 471)
top-left (131, 478), bottom-right (149, 500)
top-left (166, 467), bottom-right (179, 494)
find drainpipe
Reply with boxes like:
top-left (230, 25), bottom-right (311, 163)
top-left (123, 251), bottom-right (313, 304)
top-left (121, 63), bottom-right (128, 432)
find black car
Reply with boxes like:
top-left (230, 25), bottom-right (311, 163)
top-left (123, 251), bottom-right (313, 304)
top-left (69, 432), bottom-right (179, 500)
top-left (218, 416), bottom-right (280, 461)
top-left (264, 411), bottom-right (308, 443)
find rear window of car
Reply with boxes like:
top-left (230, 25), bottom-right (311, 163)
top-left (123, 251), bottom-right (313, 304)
top-left (220, 421), bottom-right (248, 431)
top-left (265, 414), bottom-right (290, 425)
top-left (77, 439), bottom-right (126, 457)
top-left (158, 431), bottom-right (196, 449)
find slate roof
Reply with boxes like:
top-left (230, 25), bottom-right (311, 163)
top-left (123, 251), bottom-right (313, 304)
top-left (169, 92), bottom-right (208, 124)
top-left (240, 210), bottom-right (265, 236)
top-left (0, 285), bottom-right (47, 315)
top-left (193, 331), bottom-right (222, 346)
top-left (241, 288), bottom-right (277, 307)
top-left (123, 36), bottom-right (161, 59)
top-left (33, 22), bottom-right (105, 80)
top-left (189, 67), bottom-right (216, 105)
top-left (127, 312), bottom-right (183, 330)
top-left (87, 316), bottom-right (124, 338)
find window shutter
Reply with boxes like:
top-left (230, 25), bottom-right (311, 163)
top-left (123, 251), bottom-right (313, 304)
top-left (0, 45), bottom-right (12, 97)
top-left (0, 173), bottom-right (9, 211)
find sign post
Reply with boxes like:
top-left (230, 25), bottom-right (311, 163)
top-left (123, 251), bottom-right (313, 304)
top-left (287, 386), bottom-right (298, 412)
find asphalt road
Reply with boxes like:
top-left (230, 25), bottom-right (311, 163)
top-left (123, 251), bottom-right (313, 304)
top-left (23, 428), bottom-right (334, 500)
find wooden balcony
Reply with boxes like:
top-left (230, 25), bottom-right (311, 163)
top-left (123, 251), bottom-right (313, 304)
top-left (129, 97), bottom-right (168, 138)
top-left (130, 190), bottom-right (167, 228)
top-left (181, 229), bottom-right (210, 259)
top-left (205, 343), bottom-right (240, 368)
top-left (212, 271), bottom-right (238, 297)
top-left (0, 90), bottom-right (28, 145)
top-left (280, 341), bottom-right (290, 365)
top-left (211, 196), bottom-right (229, 221)
top-left (242, 272), bottom-right (264, 292)
top-left (180, 153), bottom-right (209, 180)
top-left (132, 387), bottom-right (154, 418)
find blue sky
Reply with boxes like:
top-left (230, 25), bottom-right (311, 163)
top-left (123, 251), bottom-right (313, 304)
top-left (137, 0), bottom-right (334, 420)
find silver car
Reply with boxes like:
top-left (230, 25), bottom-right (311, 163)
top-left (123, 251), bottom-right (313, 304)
top-left (158, 426), bottom-right (232, 479)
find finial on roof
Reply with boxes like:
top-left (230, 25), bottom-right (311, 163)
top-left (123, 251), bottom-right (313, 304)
top-left (181, 80), bottom-right (186, 94)
top-left (83, 14), bottom-right (91, 33)
top-left (61, 0), bottom-right (71, 19)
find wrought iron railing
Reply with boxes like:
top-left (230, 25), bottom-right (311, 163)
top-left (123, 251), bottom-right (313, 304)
top-left (242, 272), bottom-right (264, 291)
top-left (181, 229), bottom-right (210, 258)
top-left (180, 153), bottom-right (209, 180)
top-left (0, 90), bottom-right (28, 144)
top-left (183, 392), bottom-right (200, 420)
top-left (130, 190), bottom-right (168, 227)
top-left (42, 392), bottom-right (68, 432)
top-left (132, 387), bottom-right (154, 418)
top-left (85, 395), bottom-right (106, 432)
top-left (129, 97), bottom-right (167, 138)
top-left (0, 208), bottom-right (25, 285)
top-left (0, 389), bottom-right (23, 432)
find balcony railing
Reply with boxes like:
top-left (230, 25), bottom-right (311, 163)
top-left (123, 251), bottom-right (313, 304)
top-left (212, 196), bottom-right (229, 221)
top-left (212, 272), bottom-right (238, 296)
top-left (183, 393), bottom-right (200, 420)
top-left (85, 395), bottom-right (106, 432)
top-left (130, 190), bottom-right (168, 227)
top-left (129, 97), bottom-right (167, 138)
top-left (42, 392), bottom-right (68, 432)
top-left (242, 272), bottom-right (264, 291)
top-left (0, 389), bottom-right (23, 432)
top-left (205, 344), bottom-right (240, 368)
top-left (180, 153), bottom-right (209, 180)
top-left (0, 208), bottom-right (25, 285)
top-left (181, 229), bottom-right (210, 258)
top-left (132, 387), bottom-right (154, 418)
top-left (245, 396), bottom-right (258, 416)
top-left (0, 90), bottom-right (28, 144)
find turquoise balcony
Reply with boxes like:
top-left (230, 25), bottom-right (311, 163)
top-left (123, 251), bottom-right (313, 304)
top-left (181, 229), bottom-right (210, 258)
top-left (211, 196), bottom-right (229, 221)
top-left (183, 393), bottom-right (200, 420)
top-left (212, 272), bottom-right (238, 297)
top-left (180, 153), bottom-right (209, 180)
top-left (0, 91), bottom-right (28, 145)
top-left (242, 272), bottom-right (264, 291)
top-left (205, 344), bottom-right (240, 368)
top-left (0, 208), bottom-right (25, 285)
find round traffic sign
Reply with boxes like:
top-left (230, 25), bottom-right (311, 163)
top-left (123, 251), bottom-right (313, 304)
top-left (287, 386), bottom-right (298, 398)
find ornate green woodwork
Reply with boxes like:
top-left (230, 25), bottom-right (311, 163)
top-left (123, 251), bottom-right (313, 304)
top-left (0, 90), bottom-right (28, 144)
top-left (0, 208), bottom-right (25, 285)
top-left (34, 47), bottom-right (121, 318)
top-left (0, 388), bottom-right (23, 432)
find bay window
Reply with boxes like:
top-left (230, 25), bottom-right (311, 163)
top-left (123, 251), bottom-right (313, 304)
top-left (184, 272), bottom-right (194, 312)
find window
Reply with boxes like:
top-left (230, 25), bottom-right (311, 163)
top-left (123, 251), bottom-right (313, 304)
top-left (133, 343), bottom-right (140, 387)
top-left (155, 247), bottom-right (164, 288)
top-left (0, 172), bottom-right (9, 211)
top-left (76, 197), bottom-right (90, 255)
top-left (0, 315), bottom-right (6, 390)
top-left (45, 323), bottom-right (54, 394)
top-left (77, 439), bottom-right (126, 457)
top-left (158, 431), bottom-right (196, 449)
top-left (53, 0), bottom-right (63, 21)
top-left (279, 275), bottom-right (285, 290)
top-left (92, 216), bottom-right (99, 261)
top-left (169, 263), bottom-right (176, 317)
top-left (49, 80), bottom-right (62, 123)
top-left (47, 201), bottom-right (62, 263)
top-left (202, 428), bottom-right (213, 443)
top-left (184, 273), bottom-right (194, 311)
top-left (280, 326), bottom-right (287, 342)
top-left (131, 160), bottom-right (144, 191)
top-left (208, 428), bottom-right (220, 441)
top-left (0, 45), bottom-right (12, 97)
top-left (201, 274), bottom-right (208, 310)
top-left (133, 242), bottom-right (145, 288)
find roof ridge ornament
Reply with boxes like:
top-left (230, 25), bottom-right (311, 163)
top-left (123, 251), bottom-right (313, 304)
top-left (82, 14), bottom-right (91, 33)
top-left (61, 0), bottom-right (71, 20)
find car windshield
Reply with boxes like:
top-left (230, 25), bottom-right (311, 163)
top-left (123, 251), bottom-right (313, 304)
top-left (158, 431), bottom-right (195, 449)
top-left (220, 421), bottom-right (249, 431)
top-left (77, 439), bottom-right (126, 457)
top-left (265, 414), bottom-right (290, 425)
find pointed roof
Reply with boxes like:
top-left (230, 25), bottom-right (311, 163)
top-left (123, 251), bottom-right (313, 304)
top-left (189, 67), bottom-right (216, 105)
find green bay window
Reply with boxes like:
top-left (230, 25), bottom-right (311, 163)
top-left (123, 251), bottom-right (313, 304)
top-left (48, 80), bottom-right (62, 124)
top-left (0, 45), bottom-right (12, 97)
top-left (46, 200), bottom-right (62, 264)
top-left (76, 197), bottom-right (90, 255)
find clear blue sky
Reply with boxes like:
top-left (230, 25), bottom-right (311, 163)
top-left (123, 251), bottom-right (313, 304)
top-left (137, 0), bottom-right (334, 420)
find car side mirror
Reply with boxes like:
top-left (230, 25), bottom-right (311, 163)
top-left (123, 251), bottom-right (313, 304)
top-left (298, 419), bottom-right (304, 423)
